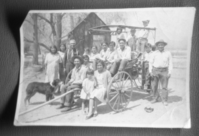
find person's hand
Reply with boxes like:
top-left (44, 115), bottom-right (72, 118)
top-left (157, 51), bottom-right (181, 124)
top-left (63, 68), bottom-right (66, 73)
top-left (167, 73), bottom-right (171, 78)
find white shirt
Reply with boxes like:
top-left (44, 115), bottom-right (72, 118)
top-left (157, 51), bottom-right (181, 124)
top-left (117, 46), bottom-right (131, 60)
top-left (136, 29), bottom-right (149, 38)
top-left (100, 48), bottom-right (109, 61)
top-left (58, 51), bottom-right (65, 61)
top-left (106, 49), bottom-right (117, 63)
top-left (70, 66), bottom-right (87, 84)
top-left (149, 50), bottom-right (173, 74)
top-left (144, 51), bottom-right (153, 62)
top-left (90, 53), bottom-right (100, 62)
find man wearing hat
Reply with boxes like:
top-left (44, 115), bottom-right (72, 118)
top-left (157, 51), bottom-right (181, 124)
top-left (58, 56), bottom-right (87, 110)
top-left (149, 40), bottom-right (173, 106)
top-left (112, 27), bottom-right (127, 49)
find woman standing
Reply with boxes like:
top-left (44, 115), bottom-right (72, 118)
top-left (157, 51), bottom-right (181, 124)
top-left (44, 46), bottom-right (62, 84)
top-left (86, 60), bottom-right (112, 119)
top-left (58, 44), bottom-right (66, 82)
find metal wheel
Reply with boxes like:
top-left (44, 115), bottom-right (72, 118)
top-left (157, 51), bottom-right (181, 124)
top-left (107, 71), bottom-right (134, 112)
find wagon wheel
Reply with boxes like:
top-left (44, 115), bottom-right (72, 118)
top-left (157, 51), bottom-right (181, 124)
top-left (107, 71), bottom-right (134, 112)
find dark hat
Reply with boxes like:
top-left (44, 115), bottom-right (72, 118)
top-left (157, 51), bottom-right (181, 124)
top-left (142, 20), bottom-right (150, 23)
top-left (155, 40), bottom-right (167, 46)
top-left (72, 55), bottom-right (83, 64)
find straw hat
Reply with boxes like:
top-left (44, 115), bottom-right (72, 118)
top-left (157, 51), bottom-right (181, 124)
top-left (155, 40), bottom-right (167, 46)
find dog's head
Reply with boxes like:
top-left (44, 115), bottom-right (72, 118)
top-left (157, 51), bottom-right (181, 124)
top-left (51, 79), bottom-right (63, 88)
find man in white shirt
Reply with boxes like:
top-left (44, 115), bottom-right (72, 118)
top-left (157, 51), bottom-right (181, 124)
top-left (110, 39), bottom-right (131, 76)
top-left (59, 56), bottom-right (87, 110)
top-left (149, 40), bottom-right (173, 106)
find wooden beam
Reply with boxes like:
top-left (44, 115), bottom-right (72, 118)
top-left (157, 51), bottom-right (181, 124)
top-left (90, 25), bottom-right (156, 31)
top-left (18, 89), bottom-right (76, 116)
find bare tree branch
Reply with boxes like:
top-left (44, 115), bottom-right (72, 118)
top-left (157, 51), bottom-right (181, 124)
top-left (61, 13), bottom-right (66, 19)
top-left (25, 19), bottom-right (33, 26)
top-left (37, 14), bottom-right (51, 24)
top-left (24, 37), bottom-right (50, 51)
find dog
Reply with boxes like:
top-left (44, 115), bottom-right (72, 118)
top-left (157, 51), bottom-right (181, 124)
top-left (24, 79), bottom-right (62, 105)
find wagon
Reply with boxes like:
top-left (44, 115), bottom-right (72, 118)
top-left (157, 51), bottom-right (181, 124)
top-left (64, 25), bottom-right (156, 112)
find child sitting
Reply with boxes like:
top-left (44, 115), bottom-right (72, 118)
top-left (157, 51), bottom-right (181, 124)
top-left (80, 69), bottom-right (97, 115)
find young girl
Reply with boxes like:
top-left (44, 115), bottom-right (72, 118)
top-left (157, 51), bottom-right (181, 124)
top-left (80, 69), bottom-right (97, 114)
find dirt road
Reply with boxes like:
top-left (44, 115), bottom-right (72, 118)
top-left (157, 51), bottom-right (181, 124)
top-left (15, 64), bottom-right (189, 128)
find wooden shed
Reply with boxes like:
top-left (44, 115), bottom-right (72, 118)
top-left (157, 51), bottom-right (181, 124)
top-left (62, 12), bottom-right (111, 55)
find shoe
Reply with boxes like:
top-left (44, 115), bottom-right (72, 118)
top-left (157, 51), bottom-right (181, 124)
top-left (57, 104), bottom-right (65, 109)
top-left (94, 111), bottom-right (98, 117)
top-left (86, 114), bottom-right (94, 120)
top-left (151, 99), bottom-right (157, 104)
top-left (61, 107), bottom-right (71, 112)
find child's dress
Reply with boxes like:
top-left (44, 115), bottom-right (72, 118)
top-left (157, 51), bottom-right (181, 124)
top-left (80, 78), bottom-right (95, 100)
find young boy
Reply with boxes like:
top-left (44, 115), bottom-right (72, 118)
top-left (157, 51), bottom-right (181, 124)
top-left (80, 69), bottom-right (97, 115)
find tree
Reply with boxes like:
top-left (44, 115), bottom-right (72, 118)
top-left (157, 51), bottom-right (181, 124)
top-left (32, 13), bottom-right (39, 65)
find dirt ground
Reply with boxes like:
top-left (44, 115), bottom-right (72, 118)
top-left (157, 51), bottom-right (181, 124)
top-left (14, 57), bottom-right (190, 128)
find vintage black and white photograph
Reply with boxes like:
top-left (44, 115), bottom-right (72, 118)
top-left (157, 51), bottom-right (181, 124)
top-left (14, 8), bottom-right (195, 128)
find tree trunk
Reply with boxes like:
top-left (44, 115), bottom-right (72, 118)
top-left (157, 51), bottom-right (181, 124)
top-left (56, 13), bottom-right (62, 49)
top-left (32, 13), bottom-right (39, 65)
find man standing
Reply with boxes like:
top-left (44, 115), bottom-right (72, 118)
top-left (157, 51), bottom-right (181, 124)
top-left (110, 39), bottom-right (131, 76)
top-left (58, 56), bottom-right (87, 110)
top-left (127, 28), bottom-right (137, 51)
top-left (63, 39), bottom-right (79, 78)
top-left (149, 40), bottom-right (173, 106)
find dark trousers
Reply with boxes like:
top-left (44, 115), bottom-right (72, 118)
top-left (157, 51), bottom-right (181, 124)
top-left (151, 67), bottom-right (169, 102)
top-left (65, 62), bottom-right (74, 77)
top-left (59, 63), bottom-right (66, 82)
top-left (110, 59), bottom-right (128, 75)
top-left (143, 61), bottom-right (151, 89)
top-left (60, 84), bottom-right (81, 106)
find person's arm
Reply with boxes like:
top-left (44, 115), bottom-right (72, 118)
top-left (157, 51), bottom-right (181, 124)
top-left (68, 69), bottom-right (75, 84)
top-left (168, 52), bottom-right (173, 76)
top-left (94, 76), bottom-right (98, 88)
top-left (107, 71), bottom-right (112, 84)
top-left (63, 50), bottom-right (67, 68)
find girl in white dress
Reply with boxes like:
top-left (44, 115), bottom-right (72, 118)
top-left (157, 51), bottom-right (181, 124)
top-left (44, 46), bottom-right (62, 84)
top-left (80, 69), bottom-right (96, 114)
top-left (86, 60), bottom-right (112, 119)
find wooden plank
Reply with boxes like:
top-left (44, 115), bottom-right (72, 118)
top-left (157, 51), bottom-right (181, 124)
top-left (19, 89), bottom-right (76, 116)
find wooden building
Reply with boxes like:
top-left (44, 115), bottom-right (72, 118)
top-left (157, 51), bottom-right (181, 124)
top-left (62, 12), bottom-right (111, 55)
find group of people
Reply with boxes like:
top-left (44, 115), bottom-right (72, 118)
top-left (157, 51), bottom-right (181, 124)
top-left (43, 26), bottom-right (173, 119)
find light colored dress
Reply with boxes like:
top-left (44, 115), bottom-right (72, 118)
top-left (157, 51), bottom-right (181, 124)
top-left (90, 70), bottom-right (112, 102)
top-left (80, 78), bottom-right (95, 100)
top-left (44, 53), bottom-right (62, 83)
